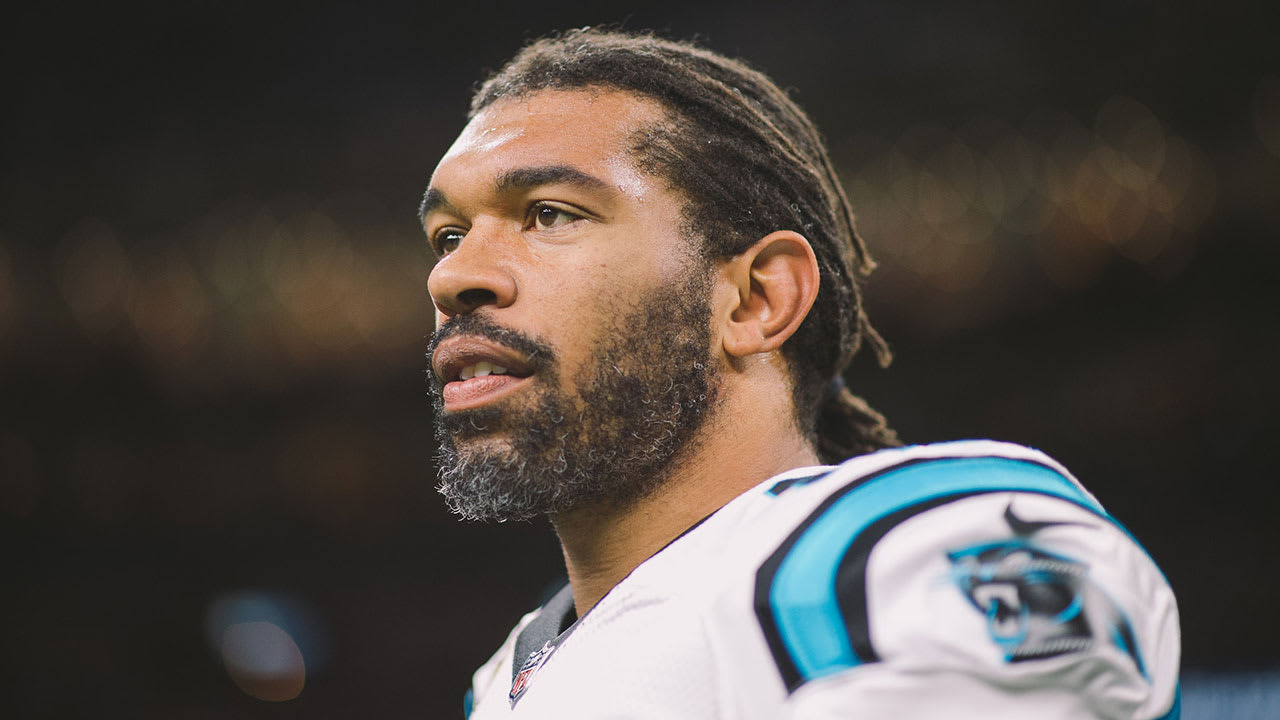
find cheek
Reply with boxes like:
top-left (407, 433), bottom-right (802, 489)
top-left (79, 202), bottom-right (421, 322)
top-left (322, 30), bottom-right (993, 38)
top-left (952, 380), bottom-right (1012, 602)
top-left (524, 273), bottom-right (630, 373)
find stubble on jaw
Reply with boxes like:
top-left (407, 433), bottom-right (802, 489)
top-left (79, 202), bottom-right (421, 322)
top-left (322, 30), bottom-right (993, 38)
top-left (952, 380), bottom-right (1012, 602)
top-left (429, 266), bottom-right (720, 522)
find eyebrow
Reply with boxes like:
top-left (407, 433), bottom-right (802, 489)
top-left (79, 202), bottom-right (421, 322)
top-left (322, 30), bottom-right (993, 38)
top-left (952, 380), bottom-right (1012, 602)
top-left (494, 165), bottom-right (610, 195)
top-left (418, 187), bottom-right (452, 224)
top-left (418, 164), bottom-right (612, 224)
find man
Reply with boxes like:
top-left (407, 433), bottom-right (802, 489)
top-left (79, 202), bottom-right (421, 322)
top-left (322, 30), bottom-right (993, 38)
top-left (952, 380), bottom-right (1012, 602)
top-left (422, 28), bottom-right (1180, 719)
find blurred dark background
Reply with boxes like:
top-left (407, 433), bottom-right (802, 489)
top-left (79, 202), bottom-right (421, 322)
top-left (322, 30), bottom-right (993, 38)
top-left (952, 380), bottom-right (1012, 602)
top-left (2, 1), bottom-right (1277, 717)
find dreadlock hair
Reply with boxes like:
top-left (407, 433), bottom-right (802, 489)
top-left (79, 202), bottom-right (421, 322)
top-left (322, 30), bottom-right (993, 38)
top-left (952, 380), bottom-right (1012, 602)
top-left (470, 27), bottom-right (900, 462)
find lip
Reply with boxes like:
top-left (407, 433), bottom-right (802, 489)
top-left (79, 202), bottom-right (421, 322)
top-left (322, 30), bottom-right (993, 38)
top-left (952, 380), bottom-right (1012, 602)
top-left (432, 337), bottom-right (535, 411)
top-left (441, 373), bottom-right (533, 411)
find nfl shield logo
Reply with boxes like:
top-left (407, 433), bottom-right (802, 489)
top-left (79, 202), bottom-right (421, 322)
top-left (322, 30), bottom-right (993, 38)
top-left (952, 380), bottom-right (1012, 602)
top-left (509, 641), bottom-right (554, 706)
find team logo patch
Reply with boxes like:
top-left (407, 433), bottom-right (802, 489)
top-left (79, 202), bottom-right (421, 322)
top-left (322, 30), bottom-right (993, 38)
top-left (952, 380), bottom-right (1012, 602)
top-left (946, 503), bottom-right (1145, 674)
top-left (510, 640), bottom-right (555, 707)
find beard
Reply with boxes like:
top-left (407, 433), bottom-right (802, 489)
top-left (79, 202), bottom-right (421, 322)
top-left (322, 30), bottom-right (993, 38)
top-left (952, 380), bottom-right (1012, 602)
top-left (428, 269), bottom-right (719, 522)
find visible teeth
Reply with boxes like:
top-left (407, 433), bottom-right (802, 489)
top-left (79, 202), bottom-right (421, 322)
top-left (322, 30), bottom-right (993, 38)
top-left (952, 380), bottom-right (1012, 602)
top-left (458, 362), bottom-right (511, 381)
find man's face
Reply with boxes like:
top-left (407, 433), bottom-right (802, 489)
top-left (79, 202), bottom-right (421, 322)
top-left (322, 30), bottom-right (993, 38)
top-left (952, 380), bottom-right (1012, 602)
top-left (422, 89), bottom-right (720, 521)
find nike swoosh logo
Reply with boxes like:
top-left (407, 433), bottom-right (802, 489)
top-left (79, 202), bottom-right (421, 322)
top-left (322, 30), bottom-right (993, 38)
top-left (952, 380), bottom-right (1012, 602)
top-left (1003, 502), bottom-right (1092, 536)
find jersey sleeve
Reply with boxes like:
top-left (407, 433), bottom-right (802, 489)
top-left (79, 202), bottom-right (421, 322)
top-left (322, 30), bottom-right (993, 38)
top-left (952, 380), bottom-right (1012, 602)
top-left (753, 451), bottom-right (1181, 719)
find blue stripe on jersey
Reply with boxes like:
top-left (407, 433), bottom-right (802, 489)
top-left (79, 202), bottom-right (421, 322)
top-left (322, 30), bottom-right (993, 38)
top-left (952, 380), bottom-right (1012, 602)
top-left (769, 456), bottom-right (1106, 682)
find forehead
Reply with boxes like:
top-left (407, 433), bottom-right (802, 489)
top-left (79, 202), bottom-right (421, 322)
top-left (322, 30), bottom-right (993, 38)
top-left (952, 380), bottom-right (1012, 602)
top-left (432, 89), bottom-right (667, 187)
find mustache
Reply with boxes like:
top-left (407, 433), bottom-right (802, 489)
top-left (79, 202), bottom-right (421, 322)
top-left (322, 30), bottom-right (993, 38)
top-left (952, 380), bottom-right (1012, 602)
top-left (425, 313), bottom-right (555, 386)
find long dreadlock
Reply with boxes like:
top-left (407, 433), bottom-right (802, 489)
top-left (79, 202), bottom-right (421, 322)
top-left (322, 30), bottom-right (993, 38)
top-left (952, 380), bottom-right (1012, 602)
top-left (470, 28), bottom-right (900, 462)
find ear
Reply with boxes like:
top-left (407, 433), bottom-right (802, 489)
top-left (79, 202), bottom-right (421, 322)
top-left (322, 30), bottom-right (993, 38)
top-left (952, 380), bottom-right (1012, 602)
top-left (718, 230), bottom-right (820, 359)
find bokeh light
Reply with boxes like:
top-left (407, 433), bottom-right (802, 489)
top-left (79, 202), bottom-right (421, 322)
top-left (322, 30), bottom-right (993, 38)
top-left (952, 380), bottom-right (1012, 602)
top-left (18, 194), bottom-right (433, 396)
top-left (1, 95), bottom-right (1215, 372)
top-left (843, 95), bottom-right (1217, 334)
top-left (221, 622), bottom-right (307, 702)
top-left (205, 591), bottom-right (327, 703)
top-left (55, 218), bottom-right (135, 339)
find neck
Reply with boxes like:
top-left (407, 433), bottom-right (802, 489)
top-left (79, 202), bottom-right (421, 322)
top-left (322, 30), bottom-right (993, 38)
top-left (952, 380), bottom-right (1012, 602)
top-left (550, 376), bottom-right (820, 617)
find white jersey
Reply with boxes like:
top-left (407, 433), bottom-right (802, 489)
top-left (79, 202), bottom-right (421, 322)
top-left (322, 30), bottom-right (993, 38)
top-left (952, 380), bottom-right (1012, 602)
top-left (464, 441), bottom-right (1181, 719)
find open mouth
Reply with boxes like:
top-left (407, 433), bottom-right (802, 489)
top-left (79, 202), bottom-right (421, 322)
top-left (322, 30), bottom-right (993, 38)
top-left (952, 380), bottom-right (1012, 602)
top-left (432, 337), bottom-right (537, 411)
top-left (456, 360), bottom-right (515, 380)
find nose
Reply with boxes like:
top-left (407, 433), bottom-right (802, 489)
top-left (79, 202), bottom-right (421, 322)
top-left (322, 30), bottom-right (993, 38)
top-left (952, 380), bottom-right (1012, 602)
top-left (427, 222), bottom-right (518, 318)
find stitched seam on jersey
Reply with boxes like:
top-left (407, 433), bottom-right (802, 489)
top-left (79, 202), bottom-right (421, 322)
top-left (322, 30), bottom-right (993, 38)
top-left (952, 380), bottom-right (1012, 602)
top-left (754, 455), bottom-right (1107, 691)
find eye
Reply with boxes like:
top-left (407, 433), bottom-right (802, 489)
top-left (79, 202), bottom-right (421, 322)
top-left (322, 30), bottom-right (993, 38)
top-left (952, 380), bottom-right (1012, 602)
top-left (433, 228), bottom-right (466, 255)
top-left (529, 203), bottom-right (582, 231)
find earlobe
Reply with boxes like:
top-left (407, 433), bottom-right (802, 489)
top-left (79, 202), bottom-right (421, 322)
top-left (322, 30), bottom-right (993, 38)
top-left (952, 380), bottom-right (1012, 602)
top-left (720, 231), bottom-right (820, 359)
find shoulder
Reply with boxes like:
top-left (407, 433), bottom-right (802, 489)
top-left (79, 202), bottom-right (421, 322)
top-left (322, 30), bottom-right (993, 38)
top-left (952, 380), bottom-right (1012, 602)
top-left (751, 440), bottom-right (1181, 718)
top-left (761, 439), bottom-right (1095, 503)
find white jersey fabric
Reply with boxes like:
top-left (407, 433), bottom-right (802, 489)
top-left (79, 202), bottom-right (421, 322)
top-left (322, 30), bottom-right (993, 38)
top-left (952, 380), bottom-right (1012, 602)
top-left (464, 441), bottom-right (1181, 719)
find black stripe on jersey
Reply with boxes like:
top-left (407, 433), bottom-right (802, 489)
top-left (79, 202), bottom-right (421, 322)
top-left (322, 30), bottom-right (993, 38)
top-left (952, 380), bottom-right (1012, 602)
top-left (753, 454), bottom-right (1080, 692)
top-left (832, 493), bottom-right (984, 669)
top-left (766, 472), bottom-right (830, 496)
top-left (754, 456), bottom-right (934, 690)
